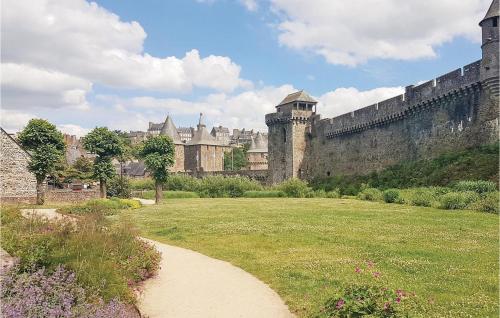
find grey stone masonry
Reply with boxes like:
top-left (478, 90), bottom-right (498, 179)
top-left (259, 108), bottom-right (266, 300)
top-left (0, 128), bottom-right (37, 202)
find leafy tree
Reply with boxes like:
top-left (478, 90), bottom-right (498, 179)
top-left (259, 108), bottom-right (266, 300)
top-left (72, 157), bottom-right (94, 181)
top-left (138, 135), bottom-right (175, 204)
top-left (82, 127), bottom-right (122, 198)
top-left (18, 119), bottom-right (65, 205)
top-left (224, 146), bottom-right (248, 171)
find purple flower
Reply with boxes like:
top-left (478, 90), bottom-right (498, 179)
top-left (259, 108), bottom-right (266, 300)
top-left (336, 299), bottom-right (345, 309)
top-left (355, 267), bottom-right (362, 273)
top-left (372, 271), bottom-right (381, 278)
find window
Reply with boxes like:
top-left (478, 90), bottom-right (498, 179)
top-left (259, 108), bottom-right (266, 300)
top-left (282, 128), bottom-right (287, 143)
top-left (327, 171), bottom-right (331, 177)
top-left (493, 17), bottom-right (498, 27)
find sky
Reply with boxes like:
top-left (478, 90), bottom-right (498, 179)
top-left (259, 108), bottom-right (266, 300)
top-left (0, 0), bottom-right (492, 136)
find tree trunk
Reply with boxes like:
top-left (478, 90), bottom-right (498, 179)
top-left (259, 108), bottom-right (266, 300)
top-left (36, 180), bottom-right (45, 205)
top-left (155, 181), bottom-right (162, 204)
top-left (100, 179), bottom-right (107, 199)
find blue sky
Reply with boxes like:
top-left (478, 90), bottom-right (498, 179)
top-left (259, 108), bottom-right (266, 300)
top-left (1, 0), bottom-right (492, 135)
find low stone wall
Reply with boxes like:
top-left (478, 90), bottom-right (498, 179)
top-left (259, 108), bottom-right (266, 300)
top-left (1, 196), bottom-right (37, 204)
top-left (45, 189), bottom-right (99, 203)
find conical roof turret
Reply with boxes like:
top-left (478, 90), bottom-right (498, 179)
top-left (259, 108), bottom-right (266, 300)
top-left (160, 115), bottom-right (182, 144)
top-left (480, 0), bottom-right (499, 25)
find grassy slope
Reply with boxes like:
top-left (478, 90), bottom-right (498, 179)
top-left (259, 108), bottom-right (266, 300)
top-left (122, 198), bottom-right (499, 317)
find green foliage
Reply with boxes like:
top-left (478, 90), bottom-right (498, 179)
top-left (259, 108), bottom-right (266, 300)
top-left (453, 180), bottom-right (497, 195)
top-left (275, 178), bottom-right (311, 198)
top-left (1, 210), bottom-right (160, 303)
top-left (357, 188), bottom-right (383, 201)
top-left (243, 191), bottom-right (286, 198)
top-left (138, 135), bottom-right (175, 184)
top-left (165, 174), bottom-right (201, 192)
top-left (139, 191), bottom-right (200, 200)
top-left (439, 191), bottom-right (480, 210)
top-left (93, 157), bottom-right (116, 182)
top-left (82, 127), bottom-right (122, 158)
top-left (118, 198), bottom-right (142, 209)
top-left (406, 188), bottom-right (436, 207)
top-left (59, 198), bottom-right (136, 216)
top-left (18, 119), bottom-right (65, 182)
top-left (311, 143), bottom-right (499, 194)
top-left (224, 147), bottom-right (248, 171)
top-left (198, 176), bottom-right (262, 198)
top-left (383, 189), bottom-right (400, 203)
top-left (130, 178), bottom-right (155, 190)
top-left (469, 192), bottom-right (499, 214)
top-left (107, 176), bottom-right (132, 198)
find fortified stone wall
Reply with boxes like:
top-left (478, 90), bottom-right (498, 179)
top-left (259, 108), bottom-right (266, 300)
top-left (172, 144), bottom-right (185, 172)
top-left (184, 145), bottom-right (228, 172)
top-left (0, 129), bottom-right (37, 203)
top-left (301, 60), bottom-right (499, 179)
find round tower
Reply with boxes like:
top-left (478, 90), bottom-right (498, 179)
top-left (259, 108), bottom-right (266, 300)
top-left (480, 0), bottom-right (499, 96)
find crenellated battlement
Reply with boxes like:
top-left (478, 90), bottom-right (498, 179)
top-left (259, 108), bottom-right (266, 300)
top-left (322, 60), bottom-right (482, 139)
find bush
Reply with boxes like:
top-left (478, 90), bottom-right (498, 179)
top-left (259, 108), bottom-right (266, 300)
top-left (383, 189), bottom-right (400, 203)
top-left (275, 178), bottom-right (311, 198)
top-left (129, 178), bottom-right (155, 190)
top-left (107, 176), bottom-right (131, 198)
top-left (1, 266), bottom-right (137, 318)
top-left (357, 188), bottom-right (383, 201)
top-left (118, 198), bottom-right (142, 209)
top-left (243, 191), bottom-right (286, 198)
top-left (325, 190), bottom-right (341, 199)
top-left (138, 190), bottom-right (199, 200)
top-left (439, 191), bottom-right (480, 210)
top-left (59, 198), bottom-right (132, 216)
top-left (407, 189), bottom-right (435, 207)
top-left (469, 191), bottom-right (499, 213)
top-left (165, 174), bottom-right (201, 192)
top-left (454, 180), bottom-right (497, 195)
top-left (198, 176), bottom-right (262, 198)
top-left (1, 210), bottom-right (161, 303)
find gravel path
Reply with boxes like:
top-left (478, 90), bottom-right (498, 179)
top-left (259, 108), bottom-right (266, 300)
top-left (18, 208), bottom-right (294, 317)
top-left (137, 238), bottom-right (294, 318)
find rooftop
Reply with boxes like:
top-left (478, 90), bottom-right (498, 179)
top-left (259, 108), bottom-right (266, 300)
top-left (277, 90), bottom-right (317, 107)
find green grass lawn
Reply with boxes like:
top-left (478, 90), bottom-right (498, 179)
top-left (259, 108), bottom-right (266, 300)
top-left (121, 198), bottom-right (499, 317)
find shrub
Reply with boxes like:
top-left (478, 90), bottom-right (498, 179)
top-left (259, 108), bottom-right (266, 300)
top-left (1, 210), bottom-right (161, 303)
top-left (60, 198), bottom-right (130, 216)
top-left (439, 191), bottom-right (480, 210)
top-left (198, 176), bottom-right (262, 198)
top-left (1, 266), bottom-right (137, 318)
top-left (107, 176), bottom-right (131, 198)
top-left (454, 180), bottom-right (497, 195)
top-left (118, 198), bottom-right (142, 209)
top-left (357, 188), bottom-right (383, 201)
top-left (243, 191), bottom-right (286, 198)
top-left (275, 178), bottom-right (311, 198)
top-left (469, 191), bottom-right (499, 213)
top-left (383, 189), bottom-right (400, 203)
top-left (129, 178), bottom-right (155, 190)
top-left (408, 189), bottom-right (435, 207)
top-left (325, 190), bottom-right (341, 199)
top-left (164, 191), bottom-right (199, 199)
top-left (165, 174), bottom-right (201, 192)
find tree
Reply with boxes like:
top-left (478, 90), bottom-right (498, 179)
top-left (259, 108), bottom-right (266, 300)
top-left (224, 146), bottom-right (248, 171)
top-left (18, 119), bottom-right (65, 205)
top-left (138, 135), bottom-right (175, 204)
top-left (82, 127), bottom-right (122, 198)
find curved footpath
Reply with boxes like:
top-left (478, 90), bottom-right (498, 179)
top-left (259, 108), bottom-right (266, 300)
top-left (137, 238), bottom-right (294, 318)
top-left (19, 208), bottom-right (294, 318)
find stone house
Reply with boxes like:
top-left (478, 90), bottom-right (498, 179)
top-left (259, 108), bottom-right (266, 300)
top-left (0, 127), bottom-right (37, 203)
top-left (211, 126), bottom-right (230, 145)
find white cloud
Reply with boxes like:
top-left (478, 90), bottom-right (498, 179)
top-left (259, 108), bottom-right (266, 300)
top-left (240, 0), bottom-right (258, 11)
top-left (57, 124), bottom-right (90, 137)
top-left (270, 0), bottom-right (490, 66)
top-left (1, 63), bottom-right (92, 110)
top-left (0, 109), bottom-right (36, 133)
top-left (318, 86), bottom-right (404, 118)
top-left (1, 0), bottom-right (248, 92)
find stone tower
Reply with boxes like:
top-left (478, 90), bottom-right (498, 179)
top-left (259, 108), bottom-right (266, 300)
top-left (265, 91), bottom-right (317, 184)
top-left (480, 0), bottom-right (499, 96)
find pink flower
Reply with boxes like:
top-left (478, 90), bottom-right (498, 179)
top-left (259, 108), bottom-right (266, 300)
top-left (355, 267), bottom-right (362, 273)
top-left (395, 297), bottom-right (401, 303)
top-left (336, 299), bottom-right (345, 309)
top-left (396, 289), bottom-right (403, 296)
top-left (366, 260), bottom-right (374, 268)
top-left (372, 271), bottom-right (381, 278)
top-left (383, 302), bottom-right (390, 310)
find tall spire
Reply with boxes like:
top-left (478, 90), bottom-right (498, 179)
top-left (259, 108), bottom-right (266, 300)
top-left (160, 115), bottom-right (182, 144)
top-left (480, 0), bottom-right (499, 25)
top-left (197, 112), bottom-right (206, 130)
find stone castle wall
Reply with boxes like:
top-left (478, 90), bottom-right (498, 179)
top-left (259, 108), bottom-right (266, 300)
top-left (0, 129), bottom-right (37, 202)
top-left (172, 144), bottom-right (185, 172)
top-left (184, 145), bottom-right (229, 172)
top-left (301, 60), bottom-right (499, 179)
